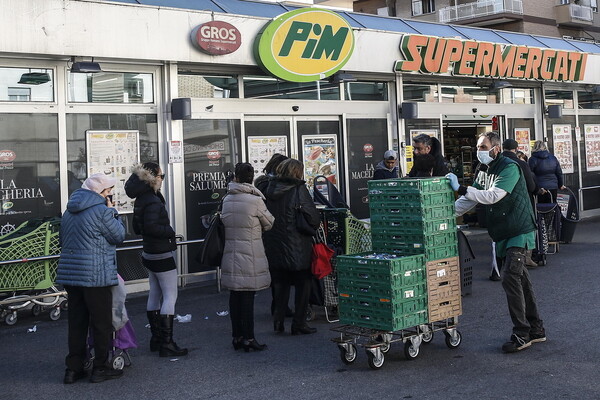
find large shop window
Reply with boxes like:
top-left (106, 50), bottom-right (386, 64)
top-left (0, 114), bottom-right (60, 234)
top-left (576, 116), bottom-right (600, 210)
top-left (545, 115), bottom-right (579, 193)
top-left (183, 119), bottom-right (241, 273)
top-left (68, 72), bottom-right (154, 103)
top-left (403, 82), bottom-right (439, 102)
top-left (178, 74), bottom-right (239, 98)
top-left (243, 76), bottom-right (340, 100)
top-left (0, 67), bottom-right (54, 102)
top-left (66, 113), bottom-right (158, 280)
top-left (545, 89), bottom-right (574, 109)
top-left (577, 88), bottom-right (600, 109)
top-left (345, 82), bottom-right (388, 101)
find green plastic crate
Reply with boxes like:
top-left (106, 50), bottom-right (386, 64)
top-left (339, 305), bottom-right (428, 331)
top-left (336, 252), bottom-right (425, 275)
top-left (370, 217), bottom-right (456, 236)
top-left (338, 282), bottom-right (428, 301)
top-left (370, 231), bottom-right (457, 251)
top-left (339, 293), bottom-right (427, 315)
top-left (369, 191), bottom-right (456, 209)
top-left (368, 178), bottom-right (451, 194)
top-left (373, 243), bottom-right (459, 262)
top-left (337, 266), bottom-right (427, 289)
top-left (369, 203), bottom-right (455, 220)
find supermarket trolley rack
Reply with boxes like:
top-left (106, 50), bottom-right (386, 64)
top-left (331, 317), bottom-right (462, 370)
top-left (0, 218), bottom-right (66, 325)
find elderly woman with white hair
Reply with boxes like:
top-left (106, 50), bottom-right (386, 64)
top-left (57, 173), bottom-right (126, 384)
top-left (528, 140), bottom-right (566, 203)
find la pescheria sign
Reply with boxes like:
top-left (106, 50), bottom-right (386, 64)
top-left (394, 34), bottom-right (588, 81)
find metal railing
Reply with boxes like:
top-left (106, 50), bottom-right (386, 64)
top-left (439, 0), bottom-right (523, 23)
top-left (569, 3), bottom-right (593, 21)
top-left (0, 235), bottom-right (221, 292)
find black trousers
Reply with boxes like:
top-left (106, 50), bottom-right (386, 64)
top-left (64, 285), bottom-right (113, 371)
top-left (501, 247), bottom-right (544, 338)
top-left (271, 269), bottom-right (312, 327)
top-left (229, 290), bottom-right (256, 340)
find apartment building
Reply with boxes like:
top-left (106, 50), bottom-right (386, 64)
top-left (354, 0), bottom-right (600, 41)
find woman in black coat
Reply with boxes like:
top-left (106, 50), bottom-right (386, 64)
top-left (262, 159), bottom-right (320, 335)
top-left (125, 162), bottom-right (187, 358)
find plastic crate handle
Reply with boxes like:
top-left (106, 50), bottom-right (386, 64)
top-left (358, 273), bottom-right (369, 279)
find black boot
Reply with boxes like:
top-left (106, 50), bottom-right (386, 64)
top-left (159, 314), bottom-right (188, 357)
top-left (146, 310), bottom-right (161, 352)
top-left (242, 339), bottom-right (267, 352)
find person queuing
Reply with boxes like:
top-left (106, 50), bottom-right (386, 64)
top-left (221, 163), bottom-right (274, 352)
top-left (125, 163), bottom-right (188, 358)
top-left (408, 134), bottom-right (449, 177)
top-left (262, 159), bottom-right (320, 335)
top-left (57, 173), bottom-right (125, 384)
top-left (254, 153), bottom-right (294, 318)
top-left (529, 140), bottom-right (566, 203)
top-left (446, 131), bottom-right (546, 353)
top-left (411, 153), bottom-right (436, 178)
top-left (373, 150), bottom-right (400, 180)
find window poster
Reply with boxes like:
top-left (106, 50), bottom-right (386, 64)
top-left (551, 125), bottom-right (574, 174)
top-left (514, 128), bottom-right (531, 156)
top-left (247, 136), bottom-right (288, 175)
top-left (87, 130), bottom-right (140, 213)
top-left (584, 124), bottom-right (600, 172)
top-left (302, 135), bottom-right (338, 190)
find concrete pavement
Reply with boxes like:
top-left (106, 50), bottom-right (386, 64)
top-left (1, 217), bottom-right (599, 400)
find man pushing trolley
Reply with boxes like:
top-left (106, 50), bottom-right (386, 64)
top-left (446, 131), bottom-right (546, 353)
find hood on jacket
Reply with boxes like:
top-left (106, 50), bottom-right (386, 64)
top-left (124, 164), bottom-right (161, 199)
top-left (227, 182), bottom-right (266, 199)
top-left (66, 188), bottom-right (107, 213)
top-left (375, 160), bottom-right (399, 173)
top-left (265, 177), bottom-right (303, 200)
top-left (532, 150), bottom-right (550, 159)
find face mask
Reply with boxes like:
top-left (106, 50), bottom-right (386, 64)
top-left (477, 148), bottom-right (496, 165)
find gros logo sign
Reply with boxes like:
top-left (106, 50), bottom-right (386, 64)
top-left (0, 150), bottom-right (16, 162)
top-left (254, 8), bottom-right (355, 82)
top-left (191, 21), bottom-right (242, 55)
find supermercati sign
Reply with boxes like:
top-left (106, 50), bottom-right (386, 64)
top-left (254, 8), bottom-right (355, 82)
top-left (394, 34), bottom-right (588, 81)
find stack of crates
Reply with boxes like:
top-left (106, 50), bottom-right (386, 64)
top-left (337, 253), bottom-right (428, 331)
top-left (367, 178), bottom-right (461, 324)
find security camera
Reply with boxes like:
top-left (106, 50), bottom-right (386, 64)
top-left (472, 108), bottom-right (477, 113)
top-left (292, 106), bottom-right (299, 112)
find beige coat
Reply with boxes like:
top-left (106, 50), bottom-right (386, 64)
top-left (221, 182), bottom-right (274, 291)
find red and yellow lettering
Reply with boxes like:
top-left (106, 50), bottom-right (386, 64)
top-left (472, 42), bottom-right (494, 76)
top-left (422, 37), bottom-right (447, 73)
top-left (440, 39), bottom-right (463, 74)
top-left (567, 52), bottom-right (582, 81)
top-left (457, 41), bottom-right (478, 75)
top-left (490, 45), bottom-right (516, 77)
top-left (539, 49), bottom-right (556, 80)
top-left (397, 35), bottom-right (428, 72)
top-left (576, 53), bottom-right (588, 80)
top-left (552, 51), bottom-right (569, 80)
top-left (511, 46), bottom-right (528, 79)
top-left (524, 47), bottom-right (542, 80)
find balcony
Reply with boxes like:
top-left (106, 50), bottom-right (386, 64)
top-left (439, 0), bottom-right (524, 26)
top-left (555, 3), bottom-right (594, 27)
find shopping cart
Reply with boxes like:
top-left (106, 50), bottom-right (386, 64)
top-left (0, 218), bottom-right (66, 325)
top-left (535, 193), bottom-right (561, 263)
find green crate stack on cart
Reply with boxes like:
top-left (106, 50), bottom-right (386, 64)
top-left (337, 253), bottom-right (428, 331)
top-left (368, 178), bottom-right (458, 261)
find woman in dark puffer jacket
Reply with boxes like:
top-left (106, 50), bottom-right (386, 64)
top-left (262, 159), bottom-right (320, 335)
top-left (529, 141), bottom-right (566, 203)
top-left (125, 162), bottom-right (187, 358)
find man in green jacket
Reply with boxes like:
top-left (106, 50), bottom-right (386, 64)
top-left (446, 131), bottom-right (545, 353)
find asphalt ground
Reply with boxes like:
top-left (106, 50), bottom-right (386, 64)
top-left (1, 217), bottom-right (599, 400)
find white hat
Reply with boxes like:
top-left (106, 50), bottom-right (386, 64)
top-left (384, 150), bottom-right (397, 160)
top-left (82, 173), bottom-right (117, 194)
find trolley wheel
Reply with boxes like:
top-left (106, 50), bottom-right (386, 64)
top-left (5, 312), bottom-right (17, 326)
top-left (31, 304), bottom-right (42, 317)
top-left (305, 306), bottom-right (316, 322)
top-left (421, 330), bottom-right (434, 344)
top-left (444, 330), bottom-right (462, 349)
top-left (49, 307), bottom-right (61, 321)
top-left (366, 349), bottom-right (385, 370)
top-left (404, 340), bottom-right (420, 360)
top-left (60, 300), bottom-right (69, 311)
top-left (375, 334), bottom-right (391, 353)
top-left (339, 343), bottom-right (357, 365)
top-left (112, 354), bottom-right (126, 370)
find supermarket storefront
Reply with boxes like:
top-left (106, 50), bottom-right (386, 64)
top-left (1, 0), bottom-right (600, 286)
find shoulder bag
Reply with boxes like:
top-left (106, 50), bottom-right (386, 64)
top-left (197, 198), bottom-right (226, 266)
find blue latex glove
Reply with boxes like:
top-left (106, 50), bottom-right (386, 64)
top-left (445, 173), bottom-right (460, 191)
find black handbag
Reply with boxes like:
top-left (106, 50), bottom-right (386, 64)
top-left (197, 201), bottom-right (226, 267)
top-left (295, 186), bottom-right (316, 237)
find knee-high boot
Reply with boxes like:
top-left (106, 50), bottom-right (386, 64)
top-left (146, 310), bottom-right (161, 352)
top-left (159, 314), bottom-right (188, 357)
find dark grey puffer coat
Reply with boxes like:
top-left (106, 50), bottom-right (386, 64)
top-left (221, 182), bottom-right (274, 291)
top-left (262, 177), bottom-right (320, 272)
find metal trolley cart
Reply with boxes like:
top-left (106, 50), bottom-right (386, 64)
top-left (0, 218), bottom-right (66, 325)
top-left (332, 318), bottom-right (462, 369)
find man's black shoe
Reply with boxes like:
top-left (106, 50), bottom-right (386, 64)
top-left (63, 369), bottom-right (87, 384)
top-left (530, 329), bottom-right (547, 344)
top-left (489, 272), bottom-right (501, 281)
top-left (502, 333), bottom-right (531, 353)
top-left (90, 367), bottom-right (123, 383)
